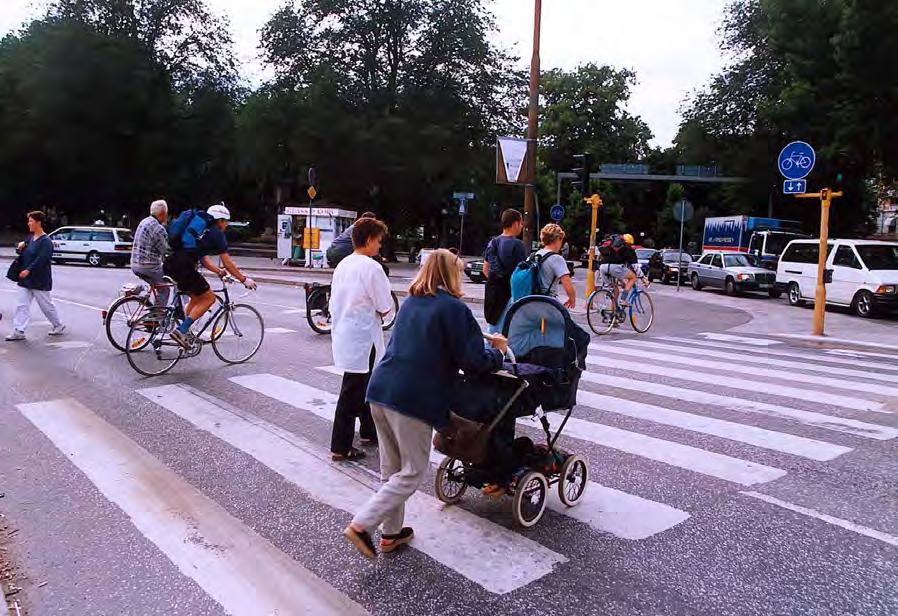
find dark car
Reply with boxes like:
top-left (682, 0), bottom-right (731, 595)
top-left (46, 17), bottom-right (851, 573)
top-left (647, 250), bottom-right (693, 284)
top-left (464, 259), bottom-right (487, 283)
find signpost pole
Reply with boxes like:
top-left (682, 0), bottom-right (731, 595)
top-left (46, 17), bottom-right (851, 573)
top-left (677, 203), bottom-right (686, 293)
top-left (522, 0), bottom-right (542, 251)
top-left (797, 188), bottom-right (842, 336)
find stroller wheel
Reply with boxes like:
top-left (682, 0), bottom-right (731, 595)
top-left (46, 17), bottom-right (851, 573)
top-left (558, 455), bottom-right (589, 507)
top-left (512, 472), bottom-right (548, 528)
top-left (435, 457), bottom-right (468, 505)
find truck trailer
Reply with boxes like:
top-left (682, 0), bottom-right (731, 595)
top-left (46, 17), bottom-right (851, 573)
top-left (702, 215), bottom-right (808, 269)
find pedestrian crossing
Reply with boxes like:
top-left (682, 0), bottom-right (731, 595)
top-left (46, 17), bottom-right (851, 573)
top-left (11, 332), bottom-right (898, 612)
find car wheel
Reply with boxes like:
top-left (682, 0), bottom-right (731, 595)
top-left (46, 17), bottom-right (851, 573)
top-left (725, 278), bottom-right (737, 296)
top-left (852, 290), bottom-right (877, 318)
top-left (787, 282), bottom-right (804, 307)
top-left (690, 273), bottom-right (702, 291)
top-left (87, 251), bottom-right (103, 267)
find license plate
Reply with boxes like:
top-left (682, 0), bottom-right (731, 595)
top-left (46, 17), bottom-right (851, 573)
top-left (759, 284), bottom-right (770, 290)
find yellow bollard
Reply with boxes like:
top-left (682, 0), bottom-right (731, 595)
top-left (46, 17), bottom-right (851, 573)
top-left (584, 194), bottom-right (603, 299)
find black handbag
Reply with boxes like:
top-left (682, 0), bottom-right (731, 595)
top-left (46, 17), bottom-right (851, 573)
top-left (5, 257), bottom-right (22, 282)
top-left (433, 412), bottom-right (491, 465)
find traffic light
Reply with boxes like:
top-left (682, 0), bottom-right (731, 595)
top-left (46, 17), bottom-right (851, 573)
top-left (572, 153), bottom-right (591, 194)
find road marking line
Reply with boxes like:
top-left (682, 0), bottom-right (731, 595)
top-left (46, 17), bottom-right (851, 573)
top-left (252, 371), bottom-right (693, 540)
top-left (575, 389), bottom-right (850, 461)
top-left (741, 491), bottom-right (898, 548)
top-left (585, 353), bottom-right (887, 414)
top-left (589, 346), bottom-right (898, 399)
top-left (16, 398), bottom-right (368, 616)
top-left (615, 338), bottom-right (898, 385)
top-left (51, 297), bottom-right (105, 311)
top-left (578, 371), bottom-right (898, 441)
top-left (699, 333), bottom-right (779, 346)
top-left (828, 348), bottom-right (898, 361)
top-left (776, 333), bottom-right (898, 353)
top-left (266, 327), bottom-right (297, 334)
top-left (283, 309), bottom-right (305, 315)
top-left (46, 340), bottom-right (93, 350)
top-left (656, 337), bottom-right (898, 375)
top-left (140, 384), bottom-right (566, 594)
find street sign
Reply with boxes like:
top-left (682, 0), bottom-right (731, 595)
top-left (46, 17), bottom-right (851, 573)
top-left (307, 185), bottom-right (317, 200)
top-left (783, 179), bottom-right (807, 195)
top-left (453, 192), bottom-right (475, 200)
top-left (550, 204), bottom-right (565, 221)
top-left (778, 141), bottom-right (816, 180)
top-left (673, 199), bottom-right (694, 222)
top-left (452, 192), bottom-right (474, 216)
top-left (458, 201), bottom-right (467, 216)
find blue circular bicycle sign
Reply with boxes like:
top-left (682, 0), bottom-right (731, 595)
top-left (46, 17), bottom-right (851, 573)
top-left (778, 141), bottom-right (816, 180)
top-left (550, 204), bottom-right (565, 221)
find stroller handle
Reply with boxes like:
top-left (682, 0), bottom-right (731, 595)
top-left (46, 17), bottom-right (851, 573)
top-left (483, 334), bottom-right (516, 364)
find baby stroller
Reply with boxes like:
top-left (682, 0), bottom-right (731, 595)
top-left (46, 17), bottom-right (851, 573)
top-left (434, 296), bottom-right (591, 527)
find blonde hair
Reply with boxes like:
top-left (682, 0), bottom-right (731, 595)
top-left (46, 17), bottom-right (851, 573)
top-left (540, 223), bottom-right (565, 246)
top-left (409, 249), bottom-right (464, 298)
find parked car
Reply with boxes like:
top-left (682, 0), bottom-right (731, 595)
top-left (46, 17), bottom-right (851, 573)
top-left (464, 259), bottom-right (486, 283)
top-left (635, 248), bottom-right (656, 275)
top-left (776, 239), bottom-right (898, 317)
top-left (647, 250), bottom-right (692, 284)
top-left (49, 226), bottom-right (133, 267)
top-left (688, 251), bottom-right (780, 297)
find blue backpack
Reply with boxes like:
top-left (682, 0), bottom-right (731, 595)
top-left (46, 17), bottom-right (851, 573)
top-left (168, 209), bottom-right (212, 250)
top-left (510, 251), bottom-right (556, 302)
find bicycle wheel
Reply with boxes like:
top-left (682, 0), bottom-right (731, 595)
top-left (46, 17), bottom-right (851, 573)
top-left (586, 290), bottom-right (617, 335)
top-left (211, 304), bottom-right (265, 364)
top-left (125, 316), bottom-right (183, 376)
top-left (306, 288), bottom-right (332, 335)
top-left (105, 295), bottom-right (151, 353)
top-left (382, 291), bottom-right (400, 331)
top-left (629, 290), bottom-right (655, 333)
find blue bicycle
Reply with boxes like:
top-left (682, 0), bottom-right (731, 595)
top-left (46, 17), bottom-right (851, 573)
top-left (586, 278), bottom-right (655, 335)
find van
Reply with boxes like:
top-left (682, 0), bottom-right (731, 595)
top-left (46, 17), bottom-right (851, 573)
top-left (776, 239), bottom-right (898, 317)
top-left (48, 226), bottom-right (134, 267)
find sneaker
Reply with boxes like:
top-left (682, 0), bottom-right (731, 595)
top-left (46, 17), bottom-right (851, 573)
top-left (47, 324), bottom-right (66, 336)
top-left (169, 329), bottom-right (194, 349)
top-left (5, 331), bottom-right (25, 342)
top-left (380, 527), bottom-right (414, 553)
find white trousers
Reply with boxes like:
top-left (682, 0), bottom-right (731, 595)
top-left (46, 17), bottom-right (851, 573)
top-left (13, 287), bottom-right (62, 333)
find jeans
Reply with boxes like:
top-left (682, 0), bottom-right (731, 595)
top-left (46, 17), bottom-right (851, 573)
top-left (12, 287), bottom-right (62, 333)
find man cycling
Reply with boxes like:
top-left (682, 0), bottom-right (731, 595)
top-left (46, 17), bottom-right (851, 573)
top-left (131, 199), bottom-right (171, 308)
top-left (164, 203), bottom-right (257, 348)
top-left (598, 233), bottom-right (642, 306)
top-left (326, 211), bottom-right (376, 269)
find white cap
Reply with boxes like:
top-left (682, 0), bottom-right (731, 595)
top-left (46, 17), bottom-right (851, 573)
top-left (207, 203), bottom-right (231, 221)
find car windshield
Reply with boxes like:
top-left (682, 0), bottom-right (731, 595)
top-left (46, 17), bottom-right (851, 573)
top-left (724, 254), bottom-right (753, 267)
top-left (856, 244), bottom-right (898, 270)
top-left (663, 251), bottom-right (691, 263)
top-left (117, 230), bottom-right (134, 243)
top-left (636, 249), bottom-right (655, 260)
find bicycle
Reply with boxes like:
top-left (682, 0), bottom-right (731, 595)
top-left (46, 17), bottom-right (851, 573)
top-left (781, 153), bottom-right (812, 171)
top-left (103, 279), bottom-right (222, 352)
top-left (124, 275), bottom-right (264, 376)
top-left (586, 276), bottom-right (655, 335)
top-left (304, 282), bottom-right (399, 335)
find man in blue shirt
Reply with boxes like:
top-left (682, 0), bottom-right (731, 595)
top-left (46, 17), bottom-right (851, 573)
top-left (482, 209), bottom-right (526, 333)
top-left (164, 203), bottom-right (257, 348)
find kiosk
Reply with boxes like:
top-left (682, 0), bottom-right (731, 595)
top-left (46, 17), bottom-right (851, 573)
top-left (277, 205), bottom-right (357, 267)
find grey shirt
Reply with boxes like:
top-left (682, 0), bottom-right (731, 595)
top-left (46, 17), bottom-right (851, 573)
top-left (536, 249), bottom-right (570, 297)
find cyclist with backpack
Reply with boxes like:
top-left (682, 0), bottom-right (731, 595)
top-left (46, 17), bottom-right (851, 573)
top-left (598, 233), bottom-right (641, 306)
top-left (164, 203), bottom-right (257, 348)
top-left (510, 223), bottom-right (576, 309)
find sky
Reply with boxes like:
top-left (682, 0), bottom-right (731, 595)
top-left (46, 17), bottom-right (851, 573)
top-left (1, 0), bottom-right (730, 148)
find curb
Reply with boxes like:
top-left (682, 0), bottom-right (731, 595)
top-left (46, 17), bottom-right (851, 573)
top-left (768, 333), bottom-right (898, 356)
top-left (2, 581), bottom-right (19, 616)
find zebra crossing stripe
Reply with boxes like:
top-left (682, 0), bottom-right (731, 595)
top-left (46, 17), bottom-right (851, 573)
top-left (656, 337), bottom-right (898, 375)
top-left (16, 398), bottom-right (368, 616)
top-left (574, 390), bottom-right (851, 461)
top-left (589, 346), bottom-right (898, 399)
top-left (139, 384), bottom-right (566, 595)
top-left (577, 371), bottom-right (898, 441)
top-left (247, 371), bottom-right (693, 540)
top-left (585, 354), bottom-right (887, 414)
top-left (699, 333), bottom-right (779, 346)
top-left (614, 338), bottom-right (898, 385)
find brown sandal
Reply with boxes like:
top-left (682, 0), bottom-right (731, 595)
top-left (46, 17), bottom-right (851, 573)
top-left (380, 527), bottom-right (414, 553)
top-left (344, 526), bottom-right (377, 559)
top-left (332, 447), bottom-right (366, 462)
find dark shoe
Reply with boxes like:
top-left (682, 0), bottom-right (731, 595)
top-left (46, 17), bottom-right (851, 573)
top-left (344, 526), bottom-right (377, 560)
top-left (332, 447), bottom-right (366, 462)
top-left (359, 437), bottom-right (378, 447)
top-left (380, 527), bottom-right (414, 553)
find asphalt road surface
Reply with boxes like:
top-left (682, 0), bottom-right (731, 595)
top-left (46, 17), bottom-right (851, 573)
top-left (1, 262), bottom-right (896, 616)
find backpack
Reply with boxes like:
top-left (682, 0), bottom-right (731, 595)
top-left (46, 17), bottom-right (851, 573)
top-left (598, 234), bottom-right (625, 260)
top-left (168, 209), bottom-right (212, 251)
top-left (510, 251), bottom-right (556, 302)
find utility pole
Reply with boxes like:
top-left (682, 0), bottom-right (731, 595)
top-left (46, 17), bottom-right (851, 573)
top-left (522, 0), bottom-right (542, 252)
top-left (797, 188), bottom-right (842, 336)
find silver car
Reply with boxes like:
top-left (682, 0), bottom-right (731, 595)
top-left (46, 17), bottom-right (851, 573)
top-left (688, 251), bottom-right (781, 298)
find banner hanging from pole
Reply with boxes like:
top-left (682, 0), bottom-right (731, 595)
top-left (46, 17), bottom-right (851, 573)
top-left (496, 137), bottom-right (535, 185)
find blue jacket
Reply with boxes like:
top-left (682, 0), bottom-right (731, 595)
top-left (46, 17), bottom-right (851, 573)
top-left (367, 290), bottom-right (503, 429)
top-left (17, 235), bottom-right (54, 291)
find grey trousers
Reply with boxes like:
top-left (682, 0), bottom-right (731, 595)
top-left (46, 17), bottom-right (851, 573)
top-left (12, 287), bottom-right (62, 333)
top-left (132, 264), bottom-right (171, 307)
top-left (351, 404), bottom-right (433, 535)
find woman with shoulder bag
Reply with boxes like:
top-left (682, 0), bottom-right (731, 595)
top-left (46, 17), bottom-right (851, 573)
top-left (344, 249), bottom-right (506, 559)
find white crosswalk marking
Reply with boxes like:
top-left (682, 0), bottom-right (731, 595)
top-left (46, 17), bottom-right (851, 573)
top-left (139, 384), bottom-right (566, 594)
top-left (47, 340), bottom-right (92, 350)
top-left (16, 398), bottom-right (368, 616)
top-left (585, 353), bottom-right (887, 413)
top-left (577, 371), bottom-right (898, 441)
top-left (247, 371), bottom-right (693, 540)
top-left (699, 333), bottom-right (779, 345)
top-left (266, 327), bottom-right (297, 334)
top-left (614, 338), bottom-right (898, 385)
top-left (828, 348), bottom-right (898, 361)
top-left (575, 390), bottom-right (851, 461)
top-left (589, 346), bottom-right (898, 399)
top-left (657, 336), bottom-right (898, 375)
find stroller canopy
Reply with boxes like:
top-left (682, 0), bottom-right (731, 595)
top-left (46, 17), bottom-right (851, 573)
top-left (503, 296), bottom-right (573, 359)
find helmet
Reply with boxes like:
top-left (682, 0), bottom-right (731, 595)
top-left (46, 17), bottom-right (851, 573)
top-left (207, 203), bottom-right (231, 221)
top-left (622, 233), bottom-right (635, 245)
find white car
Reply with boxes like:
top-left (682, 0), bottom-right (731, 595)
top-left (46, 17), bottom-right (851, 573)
top-left (49, 226), bottom-right (134, 267)
top-left (776, 239), bottom-right (898, 317)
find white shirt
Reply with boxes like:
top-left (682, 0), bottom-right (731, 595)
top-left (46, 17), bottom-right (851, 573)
top-left (329, 254), bottom-right (394, 373)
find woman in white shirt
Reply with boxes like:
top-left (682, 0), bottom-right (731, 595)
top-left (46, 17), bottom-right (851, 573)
top-left (329, 217), bottom-right (395, 461)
